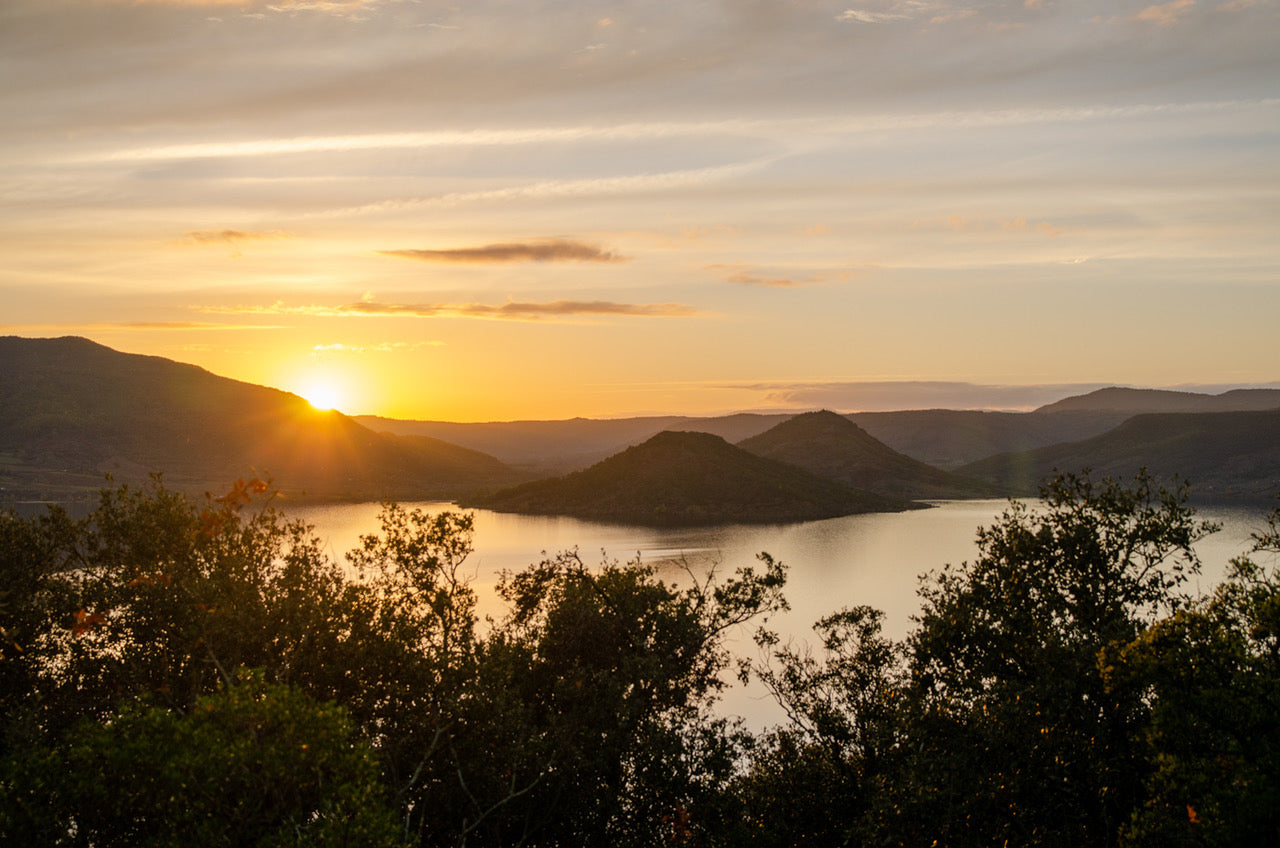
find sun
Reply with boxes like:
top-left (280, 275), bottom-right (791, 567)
top-left (297, 379), bottom-right (345, 412)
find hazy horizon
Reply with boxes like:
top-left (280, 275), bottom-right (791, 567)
top-left (2, 1), bottom-right (1277, 420)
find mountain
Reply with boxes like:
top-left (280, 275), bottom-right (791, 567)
top-left (360, 406), bottom-right (1150, 476)
top-left (958, 409), bottom-right (1280, 502)
top-left (847, 409), bottom-right (1142, 470)
top-left (738, 410), bottom-right (999, 500)
top-left (847, 384), bottom-right (1280, 470)
top-left (0, 337), bottom-right (519, 502)
top-left (365, 385), bottom-right (1280, 479)
top-left (354, 413), bottom-right (790, 474)
top-left (464, 430), bottom-right (923, 527)
top-left (1034, 386), bottom-right (1280, 415)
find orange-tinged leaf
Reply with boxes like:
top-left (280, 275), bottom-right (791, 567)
top-left (71, 608), bottom-right (106, 637)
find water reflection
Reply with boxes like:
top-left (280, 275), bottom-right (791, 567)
top-left (285, 499), bottom-right (1273, 729)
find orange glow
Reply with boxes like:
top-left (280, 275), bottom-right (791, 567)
top-left (294, 377), bottom-right (346, 412)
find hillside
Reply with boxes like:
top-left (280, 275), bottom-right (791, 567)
top-left (958, 409), bottom-right (1280, 502)
top-left (738, 410), bottom-right (999, 500)
top-left (355, 413), bottom-right (789, 474)
top-left (1034, 386), bottom-right (1280, 415)
top-left (0, 337), bottom-right (520, 502)
top-left (464, 430), bottom-right (923, 527)
top-left (847, 409), bottom-right (1137, 470)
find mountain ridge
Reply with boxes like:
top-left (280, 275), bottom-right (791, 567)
top-left (738, 410), bottom-right (999, 500)
top-left (0, 336), bottom-right (520, 502)
top-left (464, 430), bottom-right (923, 527)
top-left (959, 408), bottom-right (1280, 503)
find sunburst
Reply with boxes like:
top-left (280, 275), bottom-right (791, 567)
top-left (297, 379), bottom-right (344, 412)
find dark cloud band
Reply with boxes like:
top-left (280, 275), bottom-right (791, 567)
top-left (379, 239), bottom-right (628, 264)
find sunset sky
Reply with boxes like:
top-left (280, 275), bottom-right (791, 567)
top-left (3, 0), bottom-right (1278, 421)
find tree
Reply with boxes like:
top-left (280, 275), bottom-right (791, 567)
top-left (872, 471), bottom-right (1217, 847)
top-left (732, 605), bottom-right (901, 846)
top-left (441, 550), bottom-right (789, 847)
top-left (0, 505), bottom-right (78, 761)
top-left (1107, 506), bottom-right (1280, 846)
top-left (1, 673), bottom-right (405, 847)
top-left (341, 505), bottom-right (485, 843)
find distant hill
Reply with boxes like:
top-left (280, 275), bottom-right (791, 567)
top-left (738, 410), bottom-right (1000, 500)
top-left (847, 409), bottom-right (1139, 470)
top-left (0, 337), bottom-right (520, 503)
top-left (464, 430), bottom-right (923, 527)
top-left (958, 409), bottom-right (1280, 502)
top-left (363, 385), bottom-right (1280, 479)
top-left (354, 413), bottom-right (790, 474)
top-left (848, 385), bottom-right (1280, 470)
top-left (362, 409), bottom-right (1126, 474)
top-left (1034, 386), bottom-right (1280, 415)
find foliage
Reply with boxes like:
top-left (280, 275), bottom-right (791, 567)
top-left (4, 471), bottom-right (1280, 847)
top-left (434, 549), bottom-right (789, 846)
top-left (732, 605), bottom-right (901, 846)
top-left (0, 478), bottom-right (792, 848)
top-left (1, 672), bottom-right (404, 847)
top-left (1107, 507), bottom-right (1280, 846)
top-left (0, 505), bottom-right (78, 760)
top-left (872, 471), bottom-right (1218, 846)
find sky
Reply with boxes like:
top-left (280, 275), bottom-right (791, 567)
top-left (2, 0), bottom-right (1278, 421)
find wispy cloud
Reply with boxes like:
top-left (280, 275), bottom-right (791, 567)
top-left (78, 122), bottom-right (769, 164)
top-left (837, 9), bottom-right (912, 23)
top-left (124, 0), bottom-right (396, 12)
top-left (838, 2), bottom-right (973, 25)
top-left (708, 263), bottom-right (864, 287)
top-left (734, 381), bottom-right (1114, 412)
top-left (184, 229), bottom-right (287, 244)
top-left (204, 299), bottom-right (700, 321)
top-left (0, 321), bottom-right (288, 332)
top-left (379, 239), bottom-right (628, 264)
top-left (914, 215), bottom-right (1062, 236)
top-left (312, 341), bottom-right (443, 353)
top-left (1132, 0), bottom-right (1197, 26)
top-left (707, 264), bottom-right (806, 288)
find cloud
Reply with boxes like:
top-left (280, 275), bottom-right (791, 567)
top-left (682, 225), bottom-right (739, 242)
top-left (736, 381), bottom-right (1115, 412)
top-left (123, 0), bottom-right (392, 11)
top-left (837, 9), bottom-right (911, 23)
top-left (0, 321), bottom-right (287, 332)
top-left (344, 300), bottom-right (695, 319)
top-left (311, 341), bottom-right (443, 353)
top-left (915, 215), bottom-right (1062, 236)
top-left (722, 273), bottom-right (804, 288)
top-left (708, 263), bottom-right (864, 287)
top-left (1133, 0), bottom-right (1197, 26)
top-left (378, 239), bottom-right (629, 264)
top-left (707, 264), bottom-right (806, 288)
top-left (203, 299), bottom-right (699, 321)
top-left (838, 2), bottom-right (977, 26)
top-left (185, 229), bottom-right (286, 244)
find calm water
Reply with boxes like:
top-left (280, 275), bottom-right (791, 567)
top-left (286, 499), bottom-right (1274, 728)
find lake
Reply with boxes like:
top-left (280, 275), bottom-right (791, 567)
top-left (286, 498), bottom-right (1274, 728)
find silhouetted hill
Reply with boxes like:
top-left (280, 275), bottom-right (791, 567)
top-left (0, 337), bottom-right (519, 502)
top-left (354, 413), bottom-right (790, 474)
top-left (738, 411), bottom-right (1000, 500)
top-left (464, 430), bottom-right (923, 527)
top-left (958, 409), bottom-right (1280, 502)
top-left (1034, 386), bottom-right (1280, 415)
top-left (847, 409), bottom-right (1134, 470)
